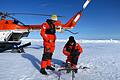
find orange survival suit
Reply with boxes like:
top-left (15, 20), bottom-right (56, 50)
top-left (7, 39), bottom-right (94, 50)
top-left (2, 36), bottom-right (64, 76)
top-left (40, 19), bottom-right (56, 69)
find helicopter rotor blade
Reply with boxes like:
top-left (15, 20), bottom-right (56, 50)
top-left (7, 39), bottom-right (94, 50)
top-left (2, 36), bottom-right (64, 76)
top-left (0, 12), bottom-right (26, 26)
top-left (0, 12), bottom-right (3, 15)
top-left (0, 12), bottom-right (7, 16)
top-left (7, 15), bottom-right (30, 32)
top-left (7, 15), bottom-right (26, 26)
top-left (0, 12), bottom-right (30, 31)
top-left (9, 13), bottom-right (66, 18)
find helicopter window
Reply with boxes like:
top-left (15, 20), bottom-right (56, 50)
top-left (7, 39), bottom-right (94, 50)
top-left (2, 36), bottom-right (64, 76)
top-left (13, 20), bottom-right (19, 24)
top-left (5, 20), bottom-right (13, 24)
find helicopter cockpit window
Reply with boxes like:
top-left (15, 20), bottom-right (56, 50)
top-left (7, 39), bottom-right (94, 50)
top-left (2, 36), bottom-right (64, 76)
top-left (13, 20), bottom-right (19, 24)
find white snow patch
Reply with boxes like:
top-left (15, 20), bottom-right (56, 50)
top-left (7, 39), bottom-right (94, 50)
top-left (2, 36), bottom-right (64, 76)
top-left (0, 39), bottom-right (120, 80)
top-left (21, 39), bottom-right (120, 43)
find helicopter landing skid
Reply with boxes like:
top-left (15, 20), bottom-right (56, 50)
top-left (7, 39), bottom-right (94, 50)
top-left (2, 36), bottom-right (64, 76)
top-left (12, 42), bottom-right (31, 53)
top-left (0, 41), bottom-right (31, 53)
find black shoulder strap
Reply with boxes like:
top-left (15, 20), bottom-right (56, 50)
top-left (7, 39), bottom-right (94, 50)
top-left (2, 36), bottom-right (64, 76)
top-left (46, 19), bottom-right (55, 29)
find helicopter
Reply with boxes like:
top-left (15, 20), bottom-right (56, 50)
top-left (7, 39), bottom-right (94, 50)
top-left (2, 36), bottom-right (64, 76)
top-left (0, 0), bottom-right (91, 53)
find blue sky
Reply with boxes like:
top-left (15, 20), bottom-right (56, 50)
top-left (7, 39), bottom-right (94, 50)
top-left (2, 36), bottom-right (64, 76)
top-left (0, 0), bottom-right (120, 39)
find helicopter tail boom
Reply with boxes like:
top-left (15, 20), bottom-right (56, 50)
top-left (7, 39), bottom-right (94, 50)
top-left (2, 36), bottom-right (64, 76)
top-left (61, 0), bottom-right (91, 29)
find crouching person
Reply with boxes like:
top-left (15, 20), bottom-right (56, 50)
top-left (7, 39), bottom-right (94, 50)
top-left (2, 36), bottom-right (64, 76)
top-left (63, 36), bottom-right (83, 73)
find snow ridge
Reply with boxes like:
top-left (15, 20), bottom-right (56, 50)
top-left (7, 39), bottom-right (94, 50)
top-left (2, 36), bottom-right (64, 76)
top-left (21, 39), bottom-right (120, 43)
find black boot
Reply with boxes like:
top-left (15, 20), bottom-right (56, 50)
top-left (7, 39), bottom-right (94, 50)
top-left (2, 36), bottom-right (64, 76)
top-left (40, 68), bottom-right (47, 75)
top-left (65, 62), bottom-right (71, 73)
top-left (74, 69), bottom-right (78, 73)
top-left (46, 66), bottom-right (55, 71)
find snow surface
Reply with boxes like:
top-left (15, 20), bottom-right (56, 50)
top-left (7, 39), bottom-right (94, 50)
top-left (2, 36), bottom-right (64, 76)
top-left (0, 39), bottom-right (120, 80)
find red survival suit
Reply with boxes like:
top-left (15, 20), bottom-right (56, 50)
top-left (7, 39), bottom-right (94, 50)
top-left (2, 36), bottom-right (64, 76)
top-left (63, 36), bottom-right (83, 67)
top-left (40, 19), bottom-right (56, 69)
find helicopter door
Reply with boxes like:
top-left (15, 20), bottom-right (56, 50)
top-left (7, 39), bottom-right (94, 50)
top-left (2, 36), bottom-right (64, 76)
top-left (8, 33), bottom-right (22, 41)
top-left (8, 30), bottom-right (29, 41)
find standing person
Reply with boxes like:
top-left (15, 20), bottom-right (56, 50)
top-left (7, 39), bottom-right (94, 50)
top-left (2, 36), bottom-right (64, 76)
top-left (40, 15), bottom-right (57, 75)
top-left (63, 36), bottom-right (83, 73)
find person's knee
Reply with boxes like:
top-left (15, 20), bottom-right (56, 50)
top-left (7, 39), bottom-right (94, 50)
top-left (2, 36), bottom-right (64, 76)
top-left (71, 57), bottom-right (78, 65)
top-left (42, 53), bottom-right (49, 60)
top-left (42, 53), bottom-right (53, 60)
top-left (49, 53), bottom-right (53, 59)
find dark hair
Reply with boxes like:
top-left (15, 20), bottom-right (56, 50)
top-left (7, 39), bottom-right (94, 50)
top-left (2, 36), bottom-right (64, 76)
top-left (65, 36), bottom-right (76, 53)
top-left (69, 36), bottom-right (75, 42)
top-left (66, 36), bottom-right (76, 46)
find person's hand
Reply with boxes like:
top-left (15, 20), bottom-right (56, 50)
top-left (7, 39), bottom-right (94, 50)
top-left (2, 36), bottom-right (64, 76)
top-left (46, 47), bottom-right (50, 52)
top-left (48, 40), bottom-right (52, 43)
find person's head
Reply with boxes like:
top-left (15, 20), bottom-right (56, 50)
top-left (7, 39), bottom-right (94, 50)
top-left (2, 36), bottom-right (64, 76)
top-left (51, 15), bottom-right (58, 21)
top-left (68, 36), bottom-right (76, 46)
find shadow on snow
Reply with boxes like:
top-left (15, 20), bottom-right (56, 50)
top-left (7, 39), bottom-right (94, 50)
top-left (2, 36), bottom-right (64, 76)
top-left (27, 45), bottom-right (44, 50)
top-left (52, 58), bottom-right (65, 67)
top-left (21, 53), bottom-right (41, 72)
top-left (21, 53), bottom-right (65, 72)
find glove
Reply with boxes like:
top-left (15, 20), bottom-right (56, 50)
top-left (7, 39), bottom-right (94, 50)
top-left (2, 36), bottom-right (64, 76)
top-left (45, 47), bottom-right (50, 52)
top-left (48, 40), bottom-right (52, 43)
top-left (48, 40), bottom-right (55, 43)
top-left (70, 50), bottom-right (80, 57)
